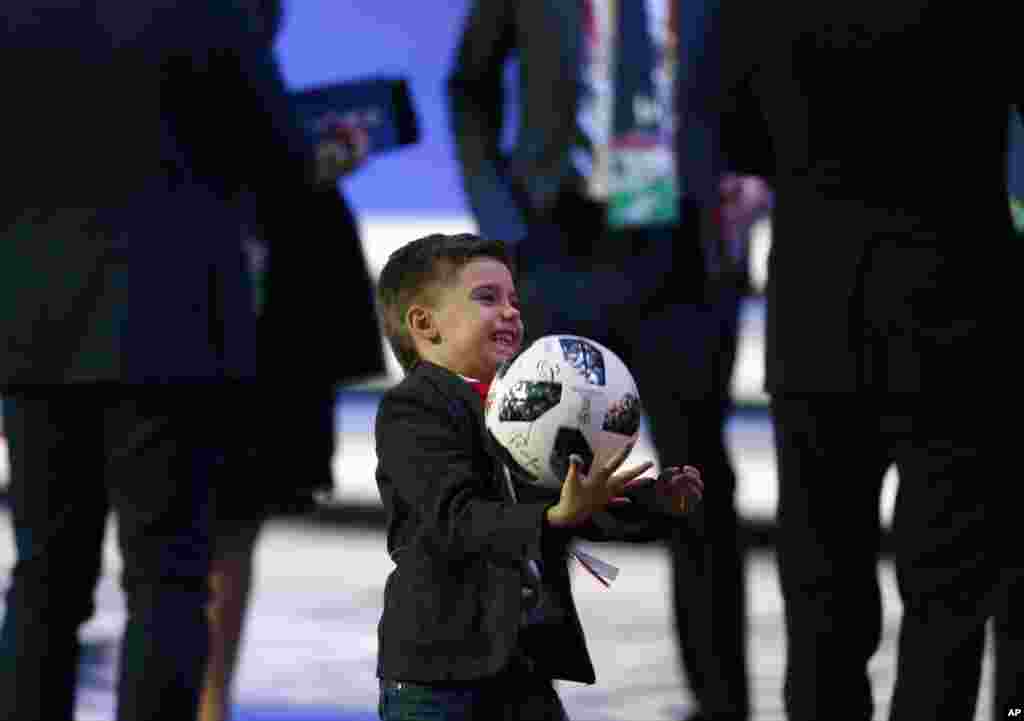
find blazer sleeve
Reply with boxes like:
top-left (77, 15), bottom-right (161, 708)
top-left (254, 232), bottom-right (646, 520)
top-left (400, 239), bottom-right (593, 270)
top-left (517, 476), bottom-right (680, 544)
top-left (568, 486), bottom-right (682, 543)
top-left (376, 383), bottom-right (550, 566)
top-left (446, 0), bottom-right (530, 243)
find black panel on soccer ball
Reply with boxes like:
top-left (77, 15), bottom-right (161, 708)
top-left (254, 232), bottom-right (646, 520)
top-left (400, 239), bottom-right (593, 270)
top-left (498, 381), bottom-right (562, 422)
top-left (550, 428), bottom-right (594, 482)
top-left (559, 338), bottom-right (606, 386)
top-left (602, 392), bottom-right (642, 436)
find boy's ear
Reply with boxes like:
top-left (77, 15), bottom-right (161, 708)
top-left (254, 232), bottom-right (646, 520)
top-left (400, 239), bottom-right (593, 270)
top-left (407, 304), bottom-right (441, 345)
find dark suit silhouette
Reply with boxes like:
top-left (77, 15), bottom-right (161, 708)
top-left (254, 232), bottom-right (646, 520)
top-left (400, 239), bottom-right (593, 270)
top-left (230, 149), bottom-right (388, 518)
top-left (718, 2), bottom-right (1022, 718)
top-left (447, 1), bottom-right (750, 718)
top-left (206, 0), bottom-right (386, 522)
top-left (0, 2), bottom-right (321, 719)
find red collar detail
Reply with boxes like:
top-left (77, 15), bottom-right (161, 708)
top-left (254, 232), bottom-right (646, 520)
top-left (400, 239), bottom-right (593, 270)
top-left (467, 380), bottom-right (491, 404)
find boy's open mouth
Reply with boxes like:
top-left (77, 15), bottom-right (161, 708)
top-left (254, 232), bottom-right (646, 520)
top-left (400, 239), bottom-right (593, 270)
top-left (492, 331), bottom-right (517, 349)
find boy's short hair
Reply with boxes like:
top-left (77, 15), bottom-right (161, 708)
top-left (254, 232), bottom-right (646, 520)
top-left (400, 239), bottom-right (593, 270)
top-left (376, 233), bottom-right (515, 373)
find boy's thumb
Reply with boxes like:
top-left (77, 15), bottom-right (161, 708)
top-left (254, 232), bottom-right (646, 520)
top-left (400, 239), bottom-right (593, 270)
top-left (567, 454), bottom-right (584, 481)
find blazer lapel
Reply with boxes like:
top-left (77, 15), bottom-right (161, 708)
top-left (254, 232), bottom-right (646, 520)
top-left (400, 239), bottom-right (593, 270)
top-left (416, 361), bottom-right (510, 498)
top-left (452, 376), bottom-right (511, 496)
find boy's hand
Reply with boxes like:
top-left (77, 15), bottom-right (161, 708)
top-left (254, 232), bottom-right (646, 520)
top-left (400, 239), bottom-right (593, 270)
top-left (546, 440), bottom-right (653, 528)
top-left (623, 465), bottom-right (704, 516)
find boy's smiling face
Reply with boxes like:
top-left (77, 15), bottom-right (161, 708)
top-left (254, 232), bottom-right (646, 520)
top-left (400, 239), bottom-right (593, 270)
top-left (409, 257), bottom-right (523, 382)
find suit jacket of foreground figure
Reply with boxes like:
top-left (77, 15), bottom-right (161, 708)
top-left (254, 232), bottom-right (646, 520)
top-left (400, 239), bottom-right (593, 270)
top-left (717, 2), bottom-right (1021, 394)
top-left (717, 3), bottom-right (1023, 719)
top-left (0, 0), bottom-right (317, 386)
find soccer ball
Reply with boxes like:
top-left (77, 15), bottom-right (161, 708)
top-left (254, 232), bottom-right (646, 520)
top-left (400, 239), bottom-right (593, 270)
top-left (484, 335), bottom-right (642, 490)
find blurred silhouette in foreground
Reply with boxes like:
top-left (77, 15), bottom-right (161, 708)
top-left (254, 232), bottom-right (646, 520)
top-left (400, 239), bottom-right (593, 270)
top-left (196, 3), bottom-right (387, 721)
top-left (717, 2), bottom-right (1022, 718)
top-left (0, 2), bottom-right (362, 719)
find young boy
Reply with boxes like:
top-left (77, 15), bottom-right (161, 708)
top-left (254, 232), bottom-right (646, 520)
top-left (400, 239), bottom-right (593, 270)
top-left (374, 233), bottom-right (703, 720)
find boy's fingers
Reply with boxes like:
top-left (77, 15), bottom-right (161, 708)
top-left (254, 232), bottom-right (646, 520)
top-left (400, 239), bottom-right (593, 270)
top-left (563, 454), bottom-right (583, 488)
top-left (622, 474), bottom-right (653, 490)
top-left (611, 461), bottom-right (654, 493)
top-left (603, 439), bottom-right (636, 474)
top-left (614, 460), bottom-right (654, 479)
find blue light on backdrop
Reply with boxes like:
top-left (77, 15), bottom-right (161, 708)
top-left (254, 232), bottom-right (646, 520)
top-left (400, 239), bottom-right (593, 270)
top-left (275, 0), bottom-right (477, 217)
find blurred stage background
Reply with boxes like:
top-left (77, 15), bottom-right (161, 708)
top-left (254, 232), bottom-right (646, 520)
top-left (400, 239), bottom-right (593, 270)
top-left (4, 0), bottom-right (1024, 532)
top-left (1, 1), bottom-right (1020, 719)
top-left (0, 0), bottom-right (788, 528)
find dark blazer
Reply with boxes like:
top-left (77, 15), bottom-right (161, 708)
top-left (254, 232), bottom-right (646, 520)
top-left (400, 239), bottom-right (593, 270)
top-left (449, 0), bottom-right (709, 232)
top-left (256, 184), bottom-right (385, 386)
top-left (717, 2), bottom-right (1022, 394)
top-left (0, 0), bottom-right (316, 386)
top-left (448, 0), bottom-right (727, 274)
top-left (448, 0), bottom-right (586, 244)
top-left (375, 360), bottom-right (679, 684)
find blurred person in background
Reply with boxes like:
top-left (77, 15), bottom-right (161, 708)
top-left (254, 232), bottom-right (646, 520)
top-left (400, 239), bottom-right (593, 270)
top-left (717, 2), bottom-right (1022, 719)
top-left (993, 109), bottom-right (1024, 721)
top-left (0, 1), bottom-right (359, 719)
top-left (196, 2), bottom-right (387, 721)
top-left (447, 1), bottom-right (764, 718)
top-left (1010, 109), bottom-right (1024, 238)
top-left (200, 168), bottom-right (385, 721)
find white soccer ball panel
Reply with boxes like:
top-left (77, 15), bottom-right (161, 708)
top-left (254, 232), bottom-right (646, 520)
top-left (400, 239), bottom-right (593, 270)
top-left (485, 335), bottom-right (642, 490)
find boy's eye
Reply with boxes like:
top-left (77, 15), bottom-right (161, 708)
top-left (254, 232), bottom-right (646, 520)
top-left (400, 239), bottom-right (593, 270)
top-left (473, 287), bottom-right (518, 308)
